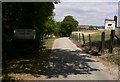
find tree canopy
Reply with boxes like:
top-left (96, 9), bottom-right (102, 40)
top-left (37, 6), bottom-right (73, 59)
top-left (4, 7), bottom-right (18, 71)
top-left (2, 2), bottom-right (55, 42)
top-left (2, 2), bottom-right (55, 61)
top-left (59, 15), bottom-right (78, 37)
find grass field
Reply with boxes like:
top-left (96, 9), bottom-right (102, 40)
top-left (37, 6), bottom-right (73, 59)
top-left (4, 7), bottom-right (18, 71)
top-left (72, 29), bottom-right (120, 48)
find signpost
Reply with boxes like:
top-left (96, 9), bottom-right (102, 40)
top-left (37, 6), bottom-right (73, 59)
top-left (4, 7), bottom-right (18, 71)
top-left (104, 16), bottom-right (117, 53)
top-left (14, 29), bottom-right (36, 39)
top-left (105, 19), bottom-right (115, 30)
top-left (13, 29), bottom-right (38, 54)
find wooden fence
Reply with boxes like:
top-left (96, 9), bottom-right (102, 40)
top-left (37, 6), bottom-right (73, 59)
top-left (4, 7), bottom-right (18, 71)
top-left (70, 30), bottom-right (120, 55)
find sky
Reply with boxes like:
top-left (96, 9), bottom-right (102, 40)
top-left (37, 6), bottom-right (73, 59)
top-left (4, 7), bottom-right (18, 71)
top-left (54, 0), bottom-right (119, 26)
top-left (119, 1), bottom-right (120, 26)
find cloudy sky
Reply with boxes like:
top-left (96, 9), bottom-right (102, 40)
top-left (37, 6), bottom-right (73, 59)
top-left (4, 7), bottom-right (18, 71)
top-left (54, 0), bottom-right (119, 26)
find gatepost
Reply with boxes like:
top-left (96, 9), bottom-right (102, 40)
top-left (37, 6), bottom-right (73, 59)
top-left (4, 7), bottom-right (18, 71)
top-left (109, 16), bottom-right (117, 53)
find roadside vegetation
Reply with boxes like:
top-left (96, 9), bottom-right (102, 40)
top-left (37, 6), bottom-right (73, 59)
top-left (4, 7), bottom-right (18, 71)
top-left (107, 54), bottom-right (120, 65)
top-left (2, 2), bottom-right (57, 81)
top-left (71, 29), bottom-right (120, 65)
top-left (44, 38), bottom-right (56, 49)
top-left (2, 2), bottom-right (79, 80)
top-left (2, 37), bottom-right (56, 80)
top-left (2, 2), bottom-right (78, 64)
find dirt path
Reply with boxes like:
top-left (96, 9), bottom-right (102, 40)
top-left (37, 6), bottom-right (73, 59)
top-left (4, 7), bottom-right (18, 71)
top-left (40, 37), bottom-right (114, 80)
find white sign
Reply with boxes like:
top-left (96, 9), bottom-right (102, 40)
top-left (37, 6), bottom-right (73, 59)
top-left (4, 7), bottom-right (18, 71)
top-left (105, 20), bottom-right (115, 30)
top-left (14, 29), bottom-right (36, 39)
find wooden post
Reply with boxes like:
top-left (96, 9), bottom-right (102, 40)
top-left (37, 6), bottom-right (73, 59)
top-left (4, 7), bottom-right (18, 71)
top-left (89, 34), bottom-right (92, 50)
top-left (101, 32), bottom-right (105, 54)
top-left (109, 16), bottom-right (117, 53)
top-left (109, 30), bottom-right (115, 53)
top-left (115, 35), bottom-right (120, 42)
top-left (79, 33), bottom-right (81, 41)
top-left (75, 34), bottom-right (77, 41)
top-left (82, 33), bottom-right (85, 45)
top-left (114, 16), bottom-right (117, 28)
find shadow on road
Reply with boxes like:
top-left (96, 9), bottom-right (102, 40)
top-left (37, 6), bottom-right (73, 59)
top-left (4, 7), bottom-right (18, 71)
top-left (40, 49), bottom-right (100, 78)
top-left (2, 49), bottom-right (100, 80)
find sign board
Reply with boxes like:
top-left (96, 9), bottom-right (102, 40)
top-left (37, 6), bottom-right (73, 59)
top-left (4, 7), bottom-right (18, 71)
top-left (14, 29), bottom-right (36, 39)
top-left (105, 19), bottom-right (115, 30)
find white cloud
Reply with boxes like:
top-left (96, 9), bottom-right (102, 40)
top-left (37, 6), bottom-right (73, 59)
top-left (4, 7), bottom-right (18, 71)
top-left (54, 2), bottom-right (118, 26)
top-left (59, 0), bottom-right (119, 2)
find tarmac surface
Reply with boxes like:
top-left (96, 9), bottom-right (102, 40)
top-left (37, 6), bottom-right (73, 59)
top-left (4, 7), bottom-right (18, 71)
top-left (40, 37), bottom-right (113, 80)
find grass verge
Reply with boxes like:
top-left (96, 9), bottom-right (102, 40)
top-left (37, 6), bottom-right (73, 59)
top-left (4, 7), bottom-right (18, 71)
top-left (106, 54), bottom-right (120, 66)
top-left (2, 38), bottom-right (56, 80)
top-left (44, 38), bottom-right (56, 49)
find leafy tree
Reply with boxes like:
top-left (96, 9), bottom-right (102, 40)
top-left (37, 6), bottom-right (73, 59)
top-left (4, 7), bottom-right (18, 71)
top-left (2, 2), bottom-right (55, 61)
top-left (54, 22), bottom-right (61, 37)
top-left (59, 15), bottom-right (78, 37)
top-left (44, 12), bottom-right (62, 38)
top-left (44, 16), bottom-right (56, 36)
top-left (3, 2), bottom-right (55, 40)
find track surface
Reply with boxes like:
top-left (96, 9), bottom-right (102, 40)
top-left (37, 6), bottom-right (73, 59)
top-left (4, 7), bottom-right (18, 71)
top-left (41, 37), bottom-right (113, 80)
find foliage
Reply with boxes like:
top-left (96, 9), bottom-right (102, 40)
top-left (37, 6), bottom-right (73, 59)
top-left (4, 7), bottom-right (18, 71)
top-left (2, 2), bottom-right (55, 61)
top-left (3, 2), bottom-right (55, 40)
top-left (44, 16), bottom-right (61, 38)
top-left (59, 15), bottom-right (78, 37)
top-left (44, 38), bottom-right (56, 49)
top-left (54, 22), bottom-right (61, 37)
top-left (44, 16), bottom-right (56, 36)
top-left (107, 54), bottom-right (120, 66)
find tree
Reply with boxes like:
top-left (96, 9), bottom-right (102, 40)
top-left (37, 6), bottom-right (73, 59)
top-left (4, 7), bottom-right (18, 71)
top-left (59, 15), bottom-right (78, 37)
top-left (54, 22), bottom-right (61, 37)
top-left (2, 2), bottom-right (55, 61)
top-left (2, 2), bottom-right (55, 40)
top-left (44, 16), bottom-right (56, 37)
top-left (44, 12), bottom-right (61, 38)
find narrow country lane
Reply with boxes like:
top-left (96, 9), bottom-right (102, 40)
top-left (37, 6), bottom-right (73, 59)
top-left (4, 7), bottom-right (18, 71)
top-left (41, 37), bottom-right (113, 80)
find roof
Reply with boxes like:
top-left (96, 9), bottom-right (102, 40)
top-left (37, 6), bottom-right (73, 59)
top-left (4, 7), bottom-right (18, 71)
top-left (105, 19), bottom-right (114, 21)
